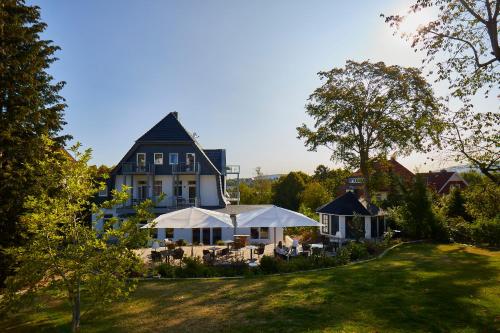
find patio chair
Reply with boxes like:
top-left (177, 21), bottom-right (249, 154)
top-left (253, 244), bottom-right (265, 259)
top-left (218, 248), bottom-right (230, 258)
top-left (167, 243), bottom-right (176, 251)
top-left (151, 251), bottom-right (162, 263)
top-left (302, 244), bottom-right (311, 256)
top-left (172, 248), bottom-right (184, 266)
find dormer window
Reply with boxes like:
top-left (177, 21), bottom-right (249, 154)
top-left (154, 153), bottom-right (163, 165)
top-left (169, 153), bottom-right (178, 165)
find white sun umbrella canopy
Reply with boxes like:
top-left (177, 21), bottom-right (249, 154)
top-left (237, 205), bottom-right (320, 248)
top-left (237, 205), bottom-right (320, 228)
top-left (141, 207), bottom-right (233, 229)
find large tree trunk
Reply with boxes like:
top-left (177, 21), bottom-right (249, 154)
top-left (359, 152), bottom-right (372, 206)
top-left (71, 282), bottom-right (81, 333)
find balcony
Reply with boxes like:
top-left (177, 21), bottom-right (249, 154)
top-left (122, 163), bottom-right (155, 174)
top-left (172, 162), bottom-right (200, 174)
top-left (117, 195), bottom-right (198, 210)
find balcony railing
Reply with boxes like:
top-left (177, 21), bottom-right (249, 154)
top-left (172, 162), bottom-right (200, 174)
top-left (119, 195), bottom-right (198, 209)
top-left (225, 165), bottom-right (240, 174)
top-left (122, 163), bottom-right (155, 174)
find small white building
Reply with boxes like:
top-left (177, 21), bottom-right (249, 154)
top-left (316, 192), bottom-right (385, 240)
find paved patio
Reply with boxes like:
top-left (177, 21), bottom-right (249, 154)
top-left (135, 243), bottom-right (276, 264)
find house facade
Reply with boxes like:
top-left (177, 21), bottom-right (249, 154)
top-left (317, 191), bottom-right (386, 240)
top-left (94, 112), bottom-right (241, 244)
top-left (416, 170), bottom-right (468, 195)
top-left (341, 158), bottom-right (414, 201)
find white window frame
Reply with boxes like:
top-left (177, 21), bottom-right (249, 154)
top-left (169, 153), bottom-right (178, 165)
top-left (154, 153), bottom-right (163, 165)
top-left (186, 153), bottom-right (195, 166)
top-left (250, 227), bottom-right (270, 239)
top-left (153, 180), bottom-right (162, 197)
top-left (136, 153), bottom-right (146, 166)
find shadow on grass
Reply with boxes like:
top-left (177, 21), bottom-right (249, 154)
top-left (2, 243), bottom-right (499, 332)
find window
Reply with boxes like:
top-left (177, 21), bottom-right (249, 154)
top-left (331, 215), bottom-right (339, 235)
top-left (250, 227), bottom-right (269, 239)
top-left (169, 153), bottom-right (178, 165)
top-left (186, 153), bottom-right (195, 165)
top-left (153, 180), bottom-right (162, 197)
top-left (165, 228), bottom-right (174, 239)
top-left (174, 180), bottom-right (182, 196)
top-left (98, 185), bottom-right (108, 197)
top-left (138, 180), bottom-right (148, 200)
top-left (321, 214), bottom-right (330, 234)
top-left (260, 227), bottom-right (269, 239)
top-left (137, 153), bottom-right (146, 167)
top-left (154, 153), bottom-right (163, 165)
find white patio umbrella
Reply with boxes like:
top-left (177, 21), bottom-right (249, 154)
top-left (141, 207), bottom-right (233, 257)
top-left (236, 205), bottom-right (320, 249)
top-left (141, 207), bottom-right (233, 229)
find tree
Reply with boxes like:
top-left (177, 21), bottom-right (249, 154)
top-left (272, 172), bottom-right (308, 211)
top-left (252, 167), bottom-right (273, 204)
top-left (0, 1), bottom-right (70, 285)
top-left (297, 60), bottom-right (443, 204)
top-left (300, 181), bottom-right (331, 212)
top-left (2, 140), bottom-right (150, 332)
top-left (442, 187), bottom-right (471, 221)
top-left (443, 109), bottom-right (499, 184)
top-left (389, 175), bottom-right (442, 239)
top-left (383, 0), bottom-right (500, 99)
top-left (312, 165), bottom-right (351, 196)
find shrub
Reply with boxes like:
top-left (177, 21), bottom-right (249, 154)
top-left (259, 255), bottom-right (280, 274)
top-left (346, 242), bottom-right (369, 261)
top-left (216, 240), bottom-right (225, 246)
top-left (470, 217), bottom-right (500, 247)
top-left (176, 239), bottom-right (187, 246)
top-left (156, 263), bottom-right (176, 278)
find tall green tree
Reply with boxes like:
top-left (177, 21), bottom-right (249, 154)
top-left (272, 172), bottom-right (308, 211)
top-left (2, 139), bottom-right (151, 332)
top-left (297, 61), bottom-right (443, 204)
top-left (300, 181), bottom-right (330, 211)
top-left (0, 1), bottom-right (69, 284)
top-left (312, 164), bottom-right (350, 196)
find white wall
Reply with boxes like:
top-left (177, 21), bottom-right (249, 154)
top-left (364, 216), bottom-right (372, 239)
top-left (200, 175), bottom-right (219, 206)
top-left (339, 216), bottom-right (346, 238)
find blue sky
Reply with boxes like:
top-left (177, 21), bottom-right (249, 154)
top-left (31, 0), bottom-right (496, 177)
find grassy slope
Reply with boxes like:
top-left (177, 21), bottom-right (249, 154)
top-left (2, 243), bottom-right (499, 333)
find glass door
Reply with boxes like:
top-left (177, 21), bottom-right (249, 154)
top-left (192, 228), bottom-right (200, 245)
top-left (202, 228), bottom-right (210, 245)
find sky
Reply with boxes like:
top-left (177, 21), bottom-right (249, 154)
top-left (31, 0), bottom-right (497, 177)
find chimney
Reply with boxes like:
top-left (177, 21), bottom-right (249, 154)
top-left (171, 111), bottom-right (178, 119)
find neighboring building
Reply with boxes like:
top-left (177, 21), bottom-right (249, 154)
top-left (94, 112), bottom-right (241, 243)
top-left (416, 170), bottom-right (468, 195)
top-left (316, 191), bottom-right (385, 240)
top-left (341, 158), bottom-right (414, 201)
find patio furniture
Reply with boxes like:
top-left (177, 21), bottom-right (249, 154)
top-left (312, 247), bottom-right (322, 256)
top-left (245, 245), bottom-right (258, 261)
top-left (302, 244), bottom-right (311, 256)
top-left (172, 248), bottom-right (184, 266)
top-left (253, 244), bottom-right (265, 258)
top-left (167, 243), bottom-right (176, 250)
top-left (151, 251), bottom-right (162, 262)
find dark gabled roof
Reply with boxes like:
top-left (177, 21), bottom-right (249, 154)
top-left (416, 171), bottom-right (461, 193)
top-left (136, 112), bottom-right (193, 142)
top-left (204, 149), bottom-right (225, 174)
top-left (316, 191), bottom-right (372, 216)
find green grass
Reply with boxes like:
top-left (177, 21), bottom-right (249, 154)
top-left (2, 243), bottom-right (500, 332)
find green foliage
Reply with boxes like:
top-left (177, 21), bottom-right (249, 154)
top-left (463, 176), bottom-right (500, 220)
top-left (0, 0), bottom-right (70, 285)
top-left (272, 172), bottom-right (307, 210)
top-left (349, 214), bottom-right (366, 242)
top-left (389, 175), bottom-right (444, 240)
top-left (441, 188), bottom-right (471, 221)
top-left (384, 0), bottom-right (500, 99)
top-left (259, 256), bottom-right (280, 274)
top-left (297, 60), bottom-right (444, 203)
top-left (238, 167), bottom-right (273, 204)
top-left (2, 139), bottom-right (151, 332)
top-left (300, 182), bottom-right (331, 212)
top-left (345, 242), bottom-right (369, 261)
top-left (312, 165), bottom-right (351, 196)
top-left (470, 217), bottom-right (500, 248)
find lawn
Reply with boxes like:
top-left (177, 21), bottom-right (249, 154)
top-left (2, 243), bottom-right (499, 332)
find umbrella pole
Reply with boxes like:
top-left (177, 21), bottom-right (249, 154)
top-left (274, 227), bottom-right (276, 257)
